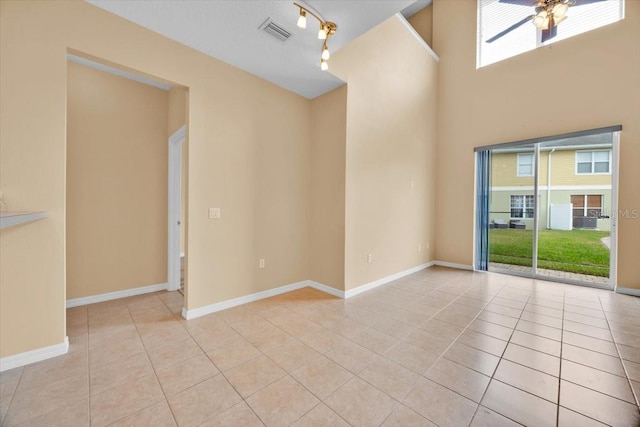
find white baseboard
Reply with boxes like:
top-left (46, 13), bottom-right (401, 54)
top-left (615, 287), bottom-right (640, 297)
top-left (307, 281), bottom-right (345, 298)
top-left (344, 262), bottom-right (434, 299)
top-left (182, 280), bottom-right (309, 320)
top-left (66, 283), bottom-right (168, 308)
top-left (433, 261), bottom-right (475, 271)
top-left (0, 337), bottom-right (69, 372)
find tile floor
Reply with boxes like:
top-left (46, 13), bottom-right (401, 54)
top-left (1, 267), bottom-right (639, 426)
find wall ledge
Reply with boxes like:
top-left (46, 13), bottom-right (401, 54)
top-left (0, 337), bottom-right (68, 372)
top-left (394, 13), bottom-right (439, 63)
top-left (615, 287), bottom-right (640, 297)
top-left (66, 282), bottom-right (168, 308)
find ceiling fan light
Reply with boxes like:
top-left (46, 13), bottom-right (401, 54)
top-left (554, 15), bottom-right (567, 25)
top-left (297, 9), bottom-right (307, 29)
top-left (533, 13), bottom-right (549, 30)
top-left (320, 59), bottom-right (329, 71)
top-left (552, 3), bottom-right (569, 19)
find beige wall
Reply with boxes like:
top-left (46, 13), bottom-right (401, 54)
top-left (330, 15), bottom-right (438, 291)
top-left (66, 61), bottom-right (169, 299)
top-left (309, 86), bottom-right (347, 291)
top-left (0, 0), bottom-right (311, 357)
top-left (407, 5), bottom-right (433, 47)
top-left (433, 0), bottom-right (640, 288)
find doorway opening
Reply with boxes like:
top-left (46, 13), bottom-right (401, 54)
top-left (475, 126), bottom-right (620, 290)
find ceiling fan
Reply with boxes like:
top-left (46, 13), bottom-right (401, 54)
top-left (485, 0), bottom-right (605, 44)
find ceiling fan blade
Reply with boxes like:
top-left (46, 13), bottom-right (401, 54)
top-left (541, 25), bottom-right (558, 43)
top-left (497, 0), bottom-right (536, 5)
top-left (486, 15), bottom-right (534, 43)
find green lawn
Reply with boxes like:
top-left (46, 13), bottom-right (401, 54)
top-left (489, 229), bottom-right (610, 277)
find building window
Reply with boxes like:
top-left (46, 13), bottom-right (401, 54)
top-left (576, 150), bottom-right (611, 174)
top-left (571, 194), bottom-right (603, 218)
top-left (517, 153), bottom-right (533, 176)
top-left (511, 195), bottom-right (534, 219)
top-left (477, 0), bottom-right (625, 68)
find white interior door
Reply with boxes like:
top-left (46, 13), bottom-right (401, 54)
top-left (168, 125), bottom-right (186, 291)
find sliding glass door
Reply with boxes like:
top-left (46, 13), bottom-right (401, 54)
top-left (475, 127), bottom-right (620, 289)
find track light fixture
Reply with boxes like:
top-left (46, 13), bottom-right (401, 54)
top-left (293, 2), bottom-right (337, 71)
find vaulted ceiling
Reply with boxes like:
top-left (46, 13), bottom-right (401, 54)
top-left (86, 0), bottom-right (430, 98)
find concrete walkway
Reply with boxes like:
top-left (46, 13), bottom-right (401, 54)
top-left (490, 262), bottom-right (609, 286)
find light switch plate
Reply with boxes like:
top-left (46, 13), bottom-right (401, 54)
top-left (209, 208), bottom-right (221, 219)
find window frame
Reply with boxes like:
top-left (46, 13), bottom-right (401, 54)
top-left (510, 194), bottom-right (535, 220)
top-left (571, 194), bottom-right (604, 218)
top-left (516, 153), bottom-right (534, 177)
top-left (575, 150), bottom-right (611, 175)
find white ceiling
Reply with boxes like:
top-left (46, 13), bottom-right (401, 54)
top-left (86, 0), bottom-right (430, 99)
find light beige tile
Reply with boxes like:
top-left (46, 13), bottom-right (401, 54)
top-left (468, 319), bottom-right (513, 341)
top-left (494, 359), bottom-right (558, 403)
top-left (156, 352), bottom-right (219, 396)
top-left (516, 319), bottom-right (561, 341)
top-left (325, 377), bottom-right (398, 427)
top-left (12, 399), bottom-right (88, 427)
top-left (470, 406), bottom-right (521, 427)
top-left (562, 331), bottom-right (618, 357)
top-left (89, 336), bottom-right (145, 369)
top-left (89, 375), bottom-right (164, 427)
top-left (324, 317), bottom-right (368, 339)
top-left (476, 311), bottom-right (518, 329)
top-left (382, 404), bottom-right (437, 427)
top-left (562, 344), bottom-right (626, 377)
top-left (510, 330), bottom-right (560, 357)
top-left (263, 339), bottom-right (321, 373)
top-left (246, 376), bottom-right (319, 427)
top-left (206, 338), bottom-right (261, 372)
top-left (290, 356), bottom-right (353, 399)
top-left (561, 359), bottom-right (635, 403)
top-left (292, 403), bottom-right (349, 427)
top-left (325, 340), bottom-right (377, 374)
top-left (622, 359), bottom-right (640, 382)
top-left (1, 367), bottom-right (23, 417)
top-left (563, 311), bottom-right (609, 329)
top-left (404, 329), bottom-right (455, 355)
top-left (457, 330), bottom-right (508, 357)
top-left (558, 406), bottom-right (607, 427)
top-left (358, 355), bottom-right (420, 401)
top-left (168, 374), bottom-right (241, 427)
top-left (147, 337), bottom-right (203, 370)
top-left (560, 380), bottom-right (640, 427)
top-left (563, 320), bottom-right (613, 342)
top-left (4, 373), bottom-right (88, 427)
top-left (245, 327), bottom-right (297, 353)
top-left (443, 342), bottom-right (500, 376)
top-left (190, 322), bottom-right (242, 351)
top-left (372, 317), bottom-right (416, 340)
top-left (619, 343), bottom-right (640, 363)
top-left (403, 378), bottom-right (477, 427)
top-left (384, 342), bottom-right (439, 375)
top-left (426, 358), bottom-right (490, 402)
top-left (17, 350), bottom-right (88, 393)
top-left (224, 355), bottom-right (286, 398)
top-left (502, 343), bottom-right (559, 377)
top-left (200, 401), bottom-right (263, 427)
top-left (481, 380), bottom-right (557, 427)
top-left (298, 328), bottom-right (346, 354)
top-left (89, 323), bottom-right (139, 349)
top-left (111, 401), bottom-right (176, 427)
top-left (90, 352), bottom-right (152, 396)
top-left (350, 328), bottom-right (399, 355)
top-left (139, 321), bottom-right (191, 349)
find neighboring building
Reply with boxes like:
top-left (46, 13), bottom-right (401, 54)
top-left (490, 138), bottom-right (612, 231)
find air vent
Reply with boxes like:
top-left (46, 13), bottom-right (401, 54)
top-left (259, 18), bottom-right (292, 42)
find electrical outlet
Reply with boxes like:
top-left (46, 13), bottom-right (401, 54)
top-left (209, 208), bottom-right (221, 219)
top-left (418, 244), bottom-right (422, 252)
top-left (367, 254), bottom-right (373, 263)
top-left (259, 259), bottom-right (265, 269)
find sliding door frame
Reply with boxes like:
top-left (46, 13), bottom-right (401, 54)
top-left (474, 125), bottom-right (621, 290)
